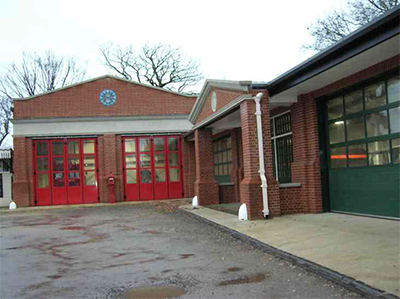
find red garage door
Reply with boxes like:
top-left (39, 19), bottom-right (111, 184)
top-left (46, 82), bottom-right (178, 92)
top-left (34, 138), bottom-right (99, 206)
top-left (122, 135), bottom-right (184, 201)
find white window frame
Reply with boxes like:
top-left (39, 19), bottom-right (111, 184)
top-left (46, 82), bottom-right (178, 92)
top-left (270, 111), bottom-right (293, 180)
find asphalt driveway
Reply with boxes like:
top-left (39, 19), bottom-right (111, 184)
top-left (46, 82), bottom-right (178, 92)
top-left (0, 202), bottom-right (362, 299)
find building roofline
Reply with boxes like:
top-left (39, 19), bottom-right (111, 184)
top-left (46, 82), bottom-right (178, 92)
top-left (252, 5), bottom-right (400, 94)
top-left (13, 74), bottom-right (197, 101)
top-left (188, 79), bottom-right (251, 124)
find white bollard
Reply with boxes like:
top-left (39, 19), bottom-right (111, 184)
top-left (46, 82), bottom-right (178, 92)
top-left (192, 196), bottom-right (198, 207)
top-left (238, 203), bottom-right (248, 220)
top-left (9, 201), bottom-right (17, 210)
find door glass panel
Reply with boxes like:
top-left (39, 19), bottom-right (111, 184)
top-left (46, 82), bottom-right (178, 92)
top-left (346, 116), bottom-right (365, 141)
top-left (83, 140), bottom-right (95, 154)
top-left (387, 76), bottom-right (400, 104)
top-left (330, 147), bottom-right (347, 169)
top-left (140, 139), bottom-right (150, 152)
top-left (154, 138), bottom-right (165, 151)
top-left (327, 97), bottom-right (343, 120)
top-left (169, 168), bottom-right (180, 182)
top-left (368, 140), bottom-right (391, 166)
top-left (52, 142), bottom-right (64, 155)
top-left (37, 157), bottom-right (48, 171)
top-left (68, 141), bottom-right (79, 155)
top-left (392, 138), bottom-right (400, 164)
top-left (84, 171), bottom-right (97, 186)
top-left (140, 154), bottom-right (151, 167)
top-left (36, 142), bottom-right (48, 156)
top-left (68, 158), bottom-right (80, 171)
top-left (124, 139), bottom-right (136, 153)
top-left (53, 173), bottom-right (65, 187)
top-left (329, 121), bottom-right (345, 144)
top-left (37, 174), bottom-right (49, 188)
top-left (365, 82), bottom-right (386, 109)
top-left (126, 170), bottom-right (137, 184)
top-left (389, 106), bottom-right (400, 134)
top-left (52, 157), bottom-right (64, 171)
top-left (84, 157), bottom-right (96, 170)
top-left (154, 153), bottom-right (165, 167)
top-left (125, 154), bottom-right (136, 168)
top-left (348, 144), bottom-right (367, 167)
top-left (169, 153), bottom-right (179, 166)
top-left (155, 169), bottom-right (166, 182)
top-left (141, 169), bottom-right (152, 183)
top-left (345, 90), bottom-right (363, 115)
top-left (168, 138), bottom-right (178, 151)
top-left (69, 172), bottom-right (80, 187)
top-left (366, 111), bottom-right (389, 137)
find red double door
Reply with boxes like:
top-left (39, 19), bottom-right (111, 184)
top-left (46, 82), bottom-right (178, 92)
top-left (123, 135), bottom-right (183, 201)
top-left (34, 139), bottom-right (99, 206)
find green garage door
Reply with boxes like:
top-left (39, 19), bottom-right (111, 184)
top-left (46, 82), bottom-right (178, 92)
top-left (325, 74), bottom-right (400, 218)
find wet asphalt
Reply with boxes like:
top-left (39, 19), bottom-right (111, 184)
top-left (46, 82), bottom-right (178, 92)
top-left (0, 203), bottom-right (364, 299)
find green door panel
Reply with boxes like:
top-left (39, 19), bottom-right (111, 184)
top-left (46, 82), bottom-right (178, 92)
top-left (329, 165), bottom-right (400, 218)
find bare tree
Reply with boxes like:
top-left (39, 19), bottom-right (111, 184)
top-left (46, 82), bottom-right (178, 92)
top-left (0, 51), bottom-right (86, 147)
top-left (100, 43), bottom-right (203, 93)
top-left (303, 0), bottom-right (399, 52)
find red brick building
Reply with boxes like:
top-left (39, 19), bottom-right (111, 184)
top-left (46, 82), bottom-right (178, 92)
top-left (12, 7), bottom-right (399, 219)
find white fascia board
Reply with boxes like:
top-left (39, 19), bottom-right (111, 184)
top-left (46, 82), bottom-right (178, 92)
top-left (189, 79), bottom-right (251, 124)
top-left (13, 116), bottom-right (193, 137)
top-left (192, 94), bottom-right (253, 130)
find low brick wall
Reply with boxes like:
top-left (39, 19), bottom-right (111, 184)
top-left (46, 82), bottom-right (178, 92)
top-left (219, 185), bottom-right (237, 204)
top-left (280, 186), bottom-right (302, 215)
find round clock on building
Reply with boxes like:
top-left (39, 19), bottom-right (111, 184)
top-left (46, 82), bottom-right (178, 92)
top-left (99, 89), bottom-right (117, 106)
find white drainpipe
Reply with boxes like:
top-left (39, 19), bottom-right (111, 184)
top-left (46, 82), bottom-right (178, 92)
top-left (254, 93), bottom-right (269, 218)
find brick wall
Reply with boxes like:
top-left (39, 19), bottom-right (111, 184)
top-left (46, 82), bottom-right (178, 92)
top-left (219, 185), bottom-right (237, 204)
top-left (183, 139), bottom-right (196, 198)
top-left (14, 76), bottom-right (196, 120)
top-left (279, 186), bottom-right (302, 215)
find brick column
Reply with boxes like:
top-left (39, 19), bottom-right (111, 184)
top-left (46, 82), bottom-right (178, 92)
top-left (100, 134), bottom-right (121, 203)
top-left (13, 137), bottom-right (32, 207)
top-left (194, 128), bottom-right (219, 205)
top-left (183, 139), bottom-right (196, 198)
top-left (240, 95), bottom-right (280, 220)
top-left (291, 94), bottom-right (323, 213)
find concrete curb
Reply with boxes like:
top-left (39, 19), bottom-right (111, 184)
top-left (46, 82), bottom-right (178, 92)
top-left (0, 199), bottom-right (191, 215)
top-left (181, 208), bottom-right (399, 299)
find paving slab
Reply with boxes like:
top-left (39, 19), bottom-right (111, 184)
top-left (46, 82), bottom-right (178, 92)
top-left (181, 205), bottom-right (400, 297)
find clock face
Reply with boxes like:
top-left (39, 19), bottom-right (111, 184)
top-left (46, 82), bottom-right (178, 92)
top-left (99, 89), bottom-right (117, 106)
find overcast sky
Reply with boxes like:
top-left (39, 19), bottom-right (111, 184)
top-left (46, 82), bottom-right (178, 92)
top-left (1, 0), bottom-right (349, 90)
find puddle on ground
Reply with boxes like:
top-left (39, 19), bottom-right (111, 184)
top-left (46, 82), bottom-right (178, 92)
top-left (179, 254), bottom-right (194, 259)
top-left (120, 286), bottom-right (185, 298)
top-left (218, 273), bottom-right (267, 286)
top-left (60, 226), bottom-right (86, 230)
top-left (226, 267), bottom-right (242, 272)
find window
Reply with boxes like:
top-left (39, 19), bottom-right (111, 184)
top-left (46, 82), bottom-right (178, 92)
top-left (271, 112), bottom-right (293, 183)
top-left (213, 136), bottom-right (232, 183)
top-left (327, 74), bottom-right (400, 169)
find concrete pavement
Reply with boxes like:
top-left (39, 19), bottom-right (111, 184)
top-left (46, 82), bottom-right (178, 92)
top-left (181, 205), bottom-right (400, 297)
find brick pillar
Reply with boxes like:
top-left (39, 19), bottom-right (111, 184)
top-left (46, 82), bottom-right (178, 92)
top-left (183, 139), bottom-right (196, 198)
top-left (291, 94), bottom-right (323, 213)
top-left (194, 128), bottom-right (219, 205)
top-left (100, 134), bottom-right (120, 203)
top-left (13, 137), bottom-right (32, 207)
top-left (240, 95), bottom-right (280, 220)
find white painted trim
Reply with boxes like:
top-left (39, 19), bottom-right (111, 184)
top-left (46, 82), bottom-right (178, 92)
top-left (192, 94), bottom-right (252, 130)
top-left (13, 117), bottom-right (193, 137)
top-left (189, 79), bottom-right (251, 124)
top-left (270, 110), bottom-right (293, 181)
top-left (13, 75), bottom-right (196, 101)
